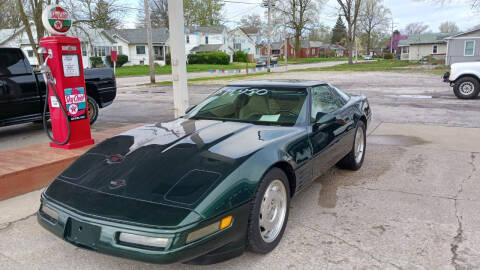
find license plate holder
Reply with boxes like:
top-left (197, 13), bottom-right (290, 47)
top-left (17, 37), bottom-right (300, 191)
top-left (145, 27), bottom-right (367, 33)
top-left (65, 218), bottom-right (101, 250)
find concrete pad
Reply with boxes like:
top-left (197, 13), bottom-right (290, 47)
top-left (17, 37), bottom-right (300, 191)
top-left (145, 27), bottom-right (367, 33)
top-left (370, 122), bottom-right (480, 153)
top-left (0, 189), bottom-right (42, 226)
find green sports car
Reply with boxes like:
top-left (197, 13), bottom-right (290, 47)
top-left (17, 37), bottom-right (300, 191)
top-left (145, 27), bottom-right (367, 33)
top-left (38, 80), bottom-right (371, 264)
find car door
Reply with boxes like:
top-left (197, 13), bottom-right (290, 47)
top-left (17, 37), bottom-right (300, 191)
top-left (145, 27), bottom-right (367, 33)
top-left (0, 48), bottom-right (41, 122)
top-left (308, 85), bottom-right (345, 179)
top-left (328, 85), bottom-right (356, 160)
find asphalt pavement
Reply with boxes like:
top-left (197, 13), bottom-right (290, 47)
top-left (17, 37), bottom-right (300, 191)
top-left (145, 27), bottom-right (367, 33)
top-left (1, 70), bottom-right (480, 269)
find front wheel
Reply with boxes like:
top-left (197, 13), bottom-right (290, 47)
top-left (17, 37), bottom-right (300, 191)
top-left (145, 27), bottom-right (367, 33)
top-left (453, 77), bottom-right (480, 99)
top-left (247, 168), bottom-right (290, 254)
top-left (337, 121), bottom-right (366, 170)
top-left (87, 96), bottom-right (99, 125)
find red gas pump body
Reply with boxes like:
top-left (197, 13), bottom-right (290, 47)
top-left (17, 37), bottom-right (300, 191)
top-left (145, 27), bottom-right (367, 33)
top-left (40, 35), bottom-right (94, 149)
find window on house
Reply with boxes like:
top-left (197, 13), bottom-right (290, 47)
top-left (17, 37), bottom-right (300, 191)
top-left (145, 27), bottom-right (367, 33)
top-left (205, 36), bottom-right (209, 44)
top-left (27, 50), bottom-right (33, 57)
top-left (81, 43), bottom-right (87, 56)
top-left (186, 35), bottom-right (190, 44)
top-left (402, 46), bottom-right (409, 53)
top-left (433, 45), bottom-right (438, 54)
top-left (136, 45), bottom-right (146, 55)
top-left (234, 43), bottom-right (241, 51)
top-left (465, 40), bottom-right (475, 56)
top-left (93, 46), bottom-right (111, 57)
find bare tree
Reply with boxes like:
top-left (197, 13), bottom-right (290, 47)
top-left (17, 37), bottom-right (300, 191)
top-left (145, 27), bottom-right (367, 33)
top-left (16, 0), bottom-right (43, 64)
top-left (137, 0), bottom-right (169, 28)
top-left (439, 21), bottom-right (459, 33)
top-left (358, 0), bottom-right (389, 53)
top-left (273, 0), bottom-right (324, 58)
top-left (0, 1), bottom-right (23, 28)
top-left (239, 14), bottom-right (263, 29)
top-left (404, 22), bottom-right (429, 35)
top-left (336, 0), bottom-right (362, 64)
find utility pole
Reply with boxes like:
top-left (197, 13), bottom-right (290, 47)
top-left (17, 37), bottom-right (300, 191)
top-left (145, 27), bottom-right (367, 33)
top-left (264, 0), bottom-right (272, 72)
top-left (390, 19), bottom-right (394, 54)
top-left (144, 0), bottom-right (155, 83)
top-left (283, 15), bottom-right (287, 71)
top-left (167, 0), bottom-right (189, 118)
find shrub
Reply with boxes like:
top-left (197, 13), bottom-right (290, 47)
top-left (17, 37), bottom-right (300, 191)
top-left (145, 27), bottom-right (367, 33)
top-left (383, 53), bottom-right (393, 59)
top-left (329, 50), bottom-right (337, 57)
top-left (106, 54), bottom-right (128, 67)
top-left (165, 53), bottom-right (171, 65)
top-left (187, 51), bottom-right (230, 65)
top-left (89, 56), bottom-right (103, 67)
top-left (233, 50), bottom-right (248, 62)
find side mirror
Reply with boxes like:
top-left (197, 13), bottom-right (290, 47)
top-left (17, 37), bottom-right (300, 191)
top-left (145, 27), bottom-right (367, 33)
top-left (315, 112), bottom-right (335, 124)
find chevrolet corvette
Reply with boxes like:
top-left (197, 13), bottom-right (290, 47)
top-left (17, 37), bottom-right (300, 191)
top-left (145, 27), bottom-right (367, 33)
top-left (38, 80), bottom-right (371, 264)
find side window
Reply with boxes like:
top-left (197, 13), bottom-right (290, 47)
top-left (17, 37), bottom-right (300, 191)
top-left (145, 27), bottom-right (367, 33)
top-left (0, 49), bottom-right (28, 76)
top-left (311, 85), bottom-right (341, 122)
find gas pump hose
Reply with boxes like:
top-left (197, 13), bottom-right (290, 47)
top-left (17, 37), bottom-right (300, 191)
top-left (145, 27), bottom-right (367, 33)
top-left (42, 79), bottom-right (71, 145)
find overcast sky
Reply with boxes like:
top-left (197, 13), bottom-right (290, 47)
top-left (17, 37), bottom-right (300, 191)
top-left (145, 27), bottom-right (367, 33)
top-left (122, 0), bottom-right (480, 33)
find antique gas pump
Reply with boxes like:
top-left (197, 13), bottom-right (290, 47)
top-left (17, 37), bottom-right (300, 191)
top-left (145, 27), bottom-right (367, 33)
top-left (38, 5), bottom-right (94, 149)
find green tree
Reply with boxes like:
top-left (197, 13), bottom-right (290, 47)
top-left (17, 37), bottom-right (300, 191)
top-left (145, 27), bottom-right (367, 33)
top-left (90, 0), bottom-right (121, 29)
top-left (331, 16), bottom-right (347, 45)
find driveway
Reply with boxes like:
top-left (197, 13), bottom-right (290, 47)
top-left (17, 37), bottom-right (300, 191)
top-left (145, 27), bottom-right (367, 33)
top-left (1, 71), bottom-right (480, 269)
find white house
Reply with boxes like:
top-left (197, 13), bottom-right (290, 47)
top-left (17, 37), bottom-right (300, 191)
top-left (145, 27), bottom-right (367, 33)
top-left (185, 26), bottom-right (231, 58)
top-left (0, 24), bottom-right (169, 67)
top-left (227, 27), bottom-right (257, 61)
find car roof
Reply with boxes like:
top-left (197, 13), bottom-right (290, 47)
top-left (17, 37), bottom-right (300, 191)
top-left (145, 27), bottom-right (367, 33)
top-left (227, 80), bottom-right (327, 88)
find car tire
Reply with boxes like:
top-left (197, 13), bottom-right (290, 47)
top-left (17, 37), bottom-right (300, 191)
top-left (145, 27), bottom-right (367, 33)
top-left (87, 96), bottom-right (99, 125)
top-left (337, 120), bottom-right (366, 171)
top-left (453, 77), bottom-right (480, 99)
top-left (247, 168), bottom-right (290, 254)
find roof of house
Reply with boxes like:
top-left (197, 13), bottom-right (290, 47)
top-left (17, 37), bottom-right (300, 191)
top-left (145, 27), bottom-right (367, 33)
top-left (445, 27), bottom-right (480, 39)
top-left (191, 44), bottom-right (223, 53)
top-left (309, 41), bottom-right (330, 48)
top-left (240, 27), bottom-right (260, 35)
top-left (107, 28), bottom-right (169, 44)
top-left (398, 32), bottom-right (457, 46)
top-left (330, 44), bottom-right (346, 50)
top-left (271, 42), bottom-right (283, 50)
top-left (187, 26), bottom-right (226, 34)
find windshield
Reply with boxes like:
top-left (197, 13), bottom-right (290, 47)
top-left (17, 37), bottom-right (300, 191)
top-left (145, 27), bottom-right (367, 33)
top-left (187, 86), bottom-right (308, 126)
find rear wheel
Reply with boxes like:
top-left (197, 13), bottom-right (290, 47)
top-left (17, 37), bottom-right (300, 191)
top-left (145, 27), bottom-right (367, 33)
top-left (337, 121), bottom-right (366, 170)
top-left (247, 168), bottom-right (290, 253)
top-left (87, 96), bottom-right (99, 125)
top-left (454, 77), bottom-right (480, 99)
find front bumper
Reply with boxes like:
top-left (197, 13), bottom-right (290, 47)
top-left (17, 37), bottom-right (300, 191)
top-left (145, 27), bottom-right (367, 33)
top-left (443, 71), bottom-right (451, 83)
top-left (37, 198), bottom-right (250, 264)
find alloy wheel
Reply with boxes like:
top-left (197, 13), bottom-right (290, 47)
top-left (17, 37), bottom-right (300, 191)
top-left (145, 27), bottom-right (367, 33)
top-left (354, 126), bottom-right (365, 164)
top-left (259, 179), bottom-right (287, 243)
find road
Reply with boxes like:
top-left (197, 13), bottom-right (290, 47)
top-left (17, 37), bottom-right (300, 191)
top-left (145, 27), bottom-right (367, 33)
top-left (1, 70), bottom-right (480, 269)
top-left (115, 60), bottom-right (350, 88)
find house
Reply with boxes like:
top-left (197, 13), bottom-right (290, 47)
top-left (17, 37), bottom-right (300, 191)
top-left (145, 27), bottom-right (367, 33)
top-left (398, 33), bottom-right (454, 62)
top-left (0, 24), bottom-right (169, 67)
top-left (106, 28), bottom-right (169, 66)
top-left (240, 27), bottom-right (263, 58)
top-left (261, 39), bottom-right (346, 58)
top-left (445, 28), bottom-right (480, 65)
top-left (227, 27), bottom-right (257, 61)
top-left (185, 26), bottom-right (230, 59)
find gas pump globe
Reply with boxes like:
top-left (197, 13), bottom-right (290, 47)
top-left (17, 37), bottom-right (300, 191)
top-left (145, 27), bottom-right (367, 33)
top-left (38, 5), bottom-right (94, 149)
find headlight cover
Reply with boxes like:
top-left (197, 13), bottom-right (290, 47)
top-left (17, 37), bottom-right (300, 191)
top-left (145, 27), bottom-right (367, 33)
top-left (41, 204), bottom-right (59, 222)
top-left (118, 232), bottom-right (169, 249)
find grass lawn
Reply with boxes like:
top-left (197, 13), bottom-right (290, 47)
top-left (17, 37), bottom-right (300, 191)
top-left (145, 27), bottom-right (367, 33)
top-left (115, 62), bottom-right (251, 77)
top-left (138, 72), bottom-right (269, 86)
top-left (278, 57), bottom-right (347, 65)
top-left (294, 59), bottom-right (419, 72)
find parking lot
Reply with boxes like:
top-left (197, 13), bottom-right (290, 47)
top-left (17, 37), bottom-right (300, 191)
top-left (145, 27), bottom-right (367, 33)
top-left (1, 70), bottom-right (480, 269)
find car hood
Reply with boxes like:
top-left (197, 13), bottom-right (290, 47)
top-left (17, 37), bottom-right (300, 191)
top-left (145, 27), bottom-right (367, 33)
top-left (45, 119), bottom-right (299, 226)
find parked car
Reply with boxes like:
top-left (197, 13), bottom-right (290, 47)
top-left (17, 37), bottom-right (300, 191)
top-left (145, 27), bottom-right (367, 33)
top-left (443, 62), bottom-right (480, 99)
top-left (256, 56), bottom-right (278, 67)
top-left (38, 80), bottom-right (371, 264)
top-left (0, 47), bottom-right (116, 127)
top-left (364, 55), bottom-right (373, 60)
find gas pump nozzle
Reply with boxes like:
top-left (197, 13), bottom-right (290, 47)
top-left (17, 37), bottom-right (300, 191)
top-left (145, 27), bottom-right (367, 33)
top-left (38, 46), bottom-right (71, 145)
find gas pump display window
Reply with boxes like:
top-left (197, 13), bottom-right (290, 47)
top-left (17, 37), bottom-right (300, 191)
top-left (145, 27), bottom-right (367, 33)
top-left (62, 54), bottom-right (80, 77)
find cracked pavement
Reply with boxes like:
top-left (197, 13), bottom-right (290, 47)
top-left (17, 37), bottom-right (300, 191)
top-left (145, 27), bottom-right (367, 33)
top-left (1, 71), bottom-right (480, 269)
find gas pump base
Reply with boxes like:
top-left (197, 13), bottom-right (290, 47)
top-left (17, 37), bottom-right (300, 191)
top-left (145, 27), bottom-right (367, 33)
top-left (49, 138), bottom-right (94, 149)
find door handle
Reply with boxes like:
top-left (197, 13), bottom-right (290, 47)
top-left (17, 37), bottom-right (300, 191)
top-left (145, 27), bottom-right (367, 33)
top-left (335, 118), bottom-right (347, 125)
